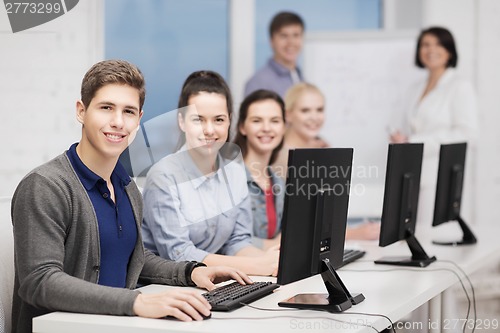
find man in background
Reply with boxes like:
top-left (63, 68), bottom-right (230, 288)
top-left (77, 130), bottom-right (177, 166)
top-left (244, 11), bottom-right (305, 98)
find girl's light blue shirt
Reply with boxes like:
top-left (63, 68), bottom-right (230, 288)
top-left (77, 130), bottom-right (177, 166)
top-left (142, 144), bottom-right (253, 262)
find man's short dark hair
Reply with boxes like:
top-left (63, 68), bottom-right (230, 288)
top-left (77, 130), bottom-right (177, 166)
top-left (269, 11), bottom-right (304, 37)
top-left (81, 59), bottom-right (146, 109)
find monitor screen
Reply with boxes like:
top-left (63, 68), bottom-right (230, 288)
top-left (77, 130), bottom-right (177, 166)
top-left (432, 142), bottom-right (476, 245)
top-left (375, 143), bottom-right (436, 267)
top-left (276, 148), bottom-right (365, 312)
top-left (433, 142), bottom-right (466, 226)
top-left (277, 148), bottom-right (353, 285)
top-left (378, 143), bottom-right (422, 247)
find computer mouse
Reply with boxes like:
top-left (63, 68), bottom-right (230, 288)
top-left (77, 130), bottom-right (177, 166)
top-left (163, 311), bottom-right (211, 321)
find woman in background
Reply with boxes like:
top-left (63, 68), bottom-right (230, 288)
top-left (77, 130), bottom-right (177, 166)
top-left (273, 82), bottom-right (380, 240)
top-left (390, 27), bottom-right (478, 225)
top-left (141, 71), bottom-right (279, 276)
top-left (272, 82), bottom-right (327, 178)
top-left (234, 89), bottom-right (286, 250)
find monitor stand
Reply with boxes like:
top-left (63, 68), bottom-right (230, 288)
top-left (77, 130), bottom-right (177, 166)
top-left (278, 259), bottom-right (365, 312)
top-left (433, 215), bottom-right (477, 246)
top-left (375, 229), bottom-right (437, 267)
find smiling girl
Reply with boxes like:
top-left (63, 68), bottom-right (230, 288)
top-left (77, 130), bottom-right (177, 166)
top-left (234, 90), bottom-right (286, 250)
top-left (272, 82), bottom-right (380, 241)
top-left (272, 82), bottom-right (327, 179)
top-left (141, 71), bottom-right (279, 276)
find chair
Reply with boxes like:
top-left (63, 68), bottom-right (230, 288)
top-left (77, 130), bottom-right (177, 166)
top-left (0, 197), bottom-right (14, 333)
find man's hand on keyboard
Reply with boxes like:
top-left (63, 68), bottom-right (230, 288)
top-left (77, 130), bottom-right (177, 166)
top-left (133, 288), bottom-right (211, 321)
top-left (191, 266), bottom-right (253, 291)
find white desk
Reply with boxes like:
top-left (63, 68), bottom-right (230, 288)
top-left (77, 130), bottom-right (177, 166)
top-left (33, 225), bottom-right (500, 333)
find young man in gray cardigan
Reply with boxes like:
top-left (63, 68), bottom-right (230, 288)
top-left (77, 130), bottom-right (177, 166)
top-left (11, 59), bottom-right (251, 333)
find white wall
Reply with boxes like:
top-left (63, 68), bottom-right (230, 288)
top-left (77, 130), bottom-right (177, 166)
top-left (383, 0), bottom-right (423, 30)
top-left (229, 0), bottom-right (255, 137)
top-left (229, 0), bottom-right (254, 110)
top-left (475, 0), bottom-right (500, 226)
top-left (0, 1), bottom-right (103, 198)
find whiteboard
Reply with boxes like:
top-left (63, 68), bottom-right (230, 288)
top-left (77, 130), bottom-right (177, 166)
top-left (304, 30), bottom-right (425, 186)
top-left (304, 30), bottom-right (426, 216)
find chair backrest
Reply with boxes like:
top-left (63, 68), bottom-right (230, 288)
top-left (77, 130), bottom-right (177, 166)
top-left (0, 197), bottom-right (14, 333)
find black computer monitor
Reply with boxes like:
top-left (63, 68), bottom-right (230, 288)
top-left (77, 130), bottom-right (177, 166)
top-left (375, 143), bottom-right (436, 267)
top-left (277, 148), bottom-right (364, 312)
top-left (432, 142), bottom-right (477, 245)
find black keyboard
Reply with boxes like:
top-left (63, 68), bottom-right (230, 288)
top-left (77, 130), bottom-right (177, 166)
top-left (340, 249), bottom-right (366, 268)
top-left (202, 281), bottom-right (279, 311)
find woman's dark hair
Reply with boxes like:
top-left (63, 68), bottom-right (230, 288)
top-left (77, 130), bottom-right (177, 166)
top-left (175, 70), bottom-right (233, 150)
top-left (415, 26), bottom-right (458, 68)
top-left (234, 89), bottom-right (285, 166)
